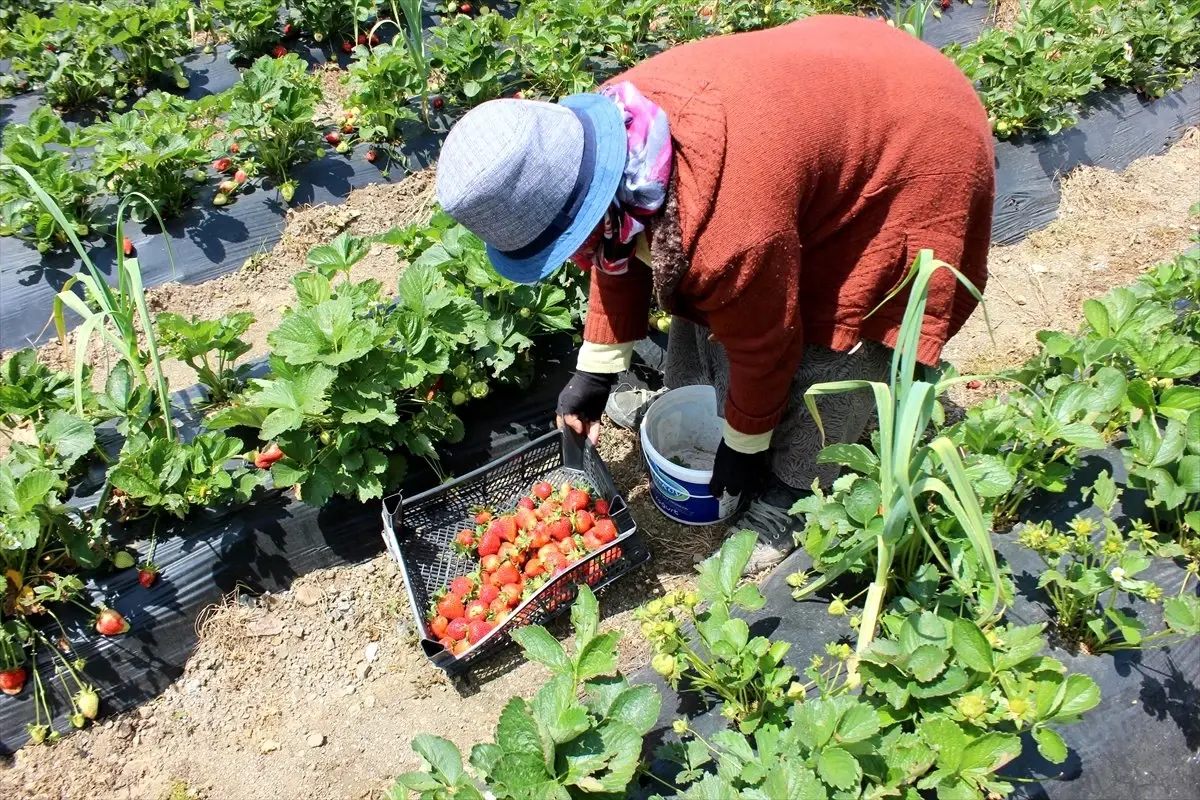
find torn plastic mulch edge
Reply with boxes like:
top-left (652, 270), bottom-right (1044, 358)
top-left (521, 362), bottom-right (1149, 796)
top-left (0, 336), bottom-right (576, 755)
top-left (624, 445), bottom-right (1200, 800)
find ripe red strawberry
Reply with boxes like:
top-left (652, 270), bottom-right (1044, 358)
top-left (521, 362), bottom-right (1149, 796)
top-left (514, 507), bottom-right (537, 531)
top-left (218, 179), bottom-right (237, 194)
top-left (324, 131), bottom-right (341, 145)
top-left (465, 599), bottom-right (489, 621)
top-left (480, 554), bottom-right (501, 573)
top-left (582, 531), bottom-right (604, 552)
top-left (272, 44), bottom-right (287, 58)
top-left (474, 510), bottom-right (493, 525)
top-left (234, 169), bottom-right (248, 184)
top-left (429, 615), bottom-right (449, 638)
top-left (572, 510), bottom-right (594, 534)
top-left (467, 619), bottom-right (492, 644)
top-left (940, 0), bottom-right (951, 7)
top-left (593, 518), bottom-right (618, 544)
top-left (563, 488), bottom-right (591, 512)
top-left (122, 236), bottom-right (133, 256)
top-left (95, 608), bottom-right (129, 636)
top-left (459, 2), bottom-right (472, 13)
top-left (478, 584), bottom-right (499, 605)
top-left (477, 530), bottom-right (501, 557)
top-left (357, 33), bottom-right (367, 45)
top-left (966, 379), bottom-right (982, 390)
top-left (452, 639), bottom-right (469, 656)
top-left (282, 23), bottom-right (294, 36)
top-left (532, 481), bottom-right (553, 500)
top-left (438, 635), bottom-right (455, 650)
top-left (365, 149), bottom-right (378, 163)
top-left (370, 34), bottom-right (380, 45)
top-left (0, 667), bottom-right (26, 696)
top-left (494, 563), bottom-right (520, 586)
top-left (446, 617), bottom-right (468, 641)
top-left (490, 516), bottom-right (517, 543)
top-left (341, 41), bottom-right (353, 53)
top-left (449, 575), bottom-right (475, 597)
top-left (548, 518), bottom-right (573, 542)
top-left (524, 557), bottom-right (544, 578)
top-left (543, 551), bottom-right (567, 572)
top-left (489, 597), bottom-right (509, 617)
top-left (497, 542), bottom-right (522, 564)
top-left (254, 442), bottom-right (284, 469)
top-left (518, 496), bottom-right (535, 510)
top-left (137, 564), bottom-right (158, 588)
top-left (437, 593), bottom-right (464, 620)
top-left (45, 44), bottom-right (56, 53)
top-left (529, 523), bottom-right (550, 549)
top-left (592, 499), bottom-right (609, 517)
top-left (537, 542), bottom-right (560, 560)
top-left (558, 536), bottom-right (579, 555)
top-left (213, 157), bottom-right (232, 173)
top-left (432, 96), bottom-right (445, 110)
top-left (499, 584), bottom-right (521, 607)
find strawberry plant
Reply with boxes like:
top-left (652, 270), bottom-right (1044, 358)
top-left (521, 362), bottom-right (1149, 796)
top-left (346, 42), bottom-right (422, 142)
top-left (100, 0), bottom-right (193, 90)
top-left (0, 10), bottom-right (63, 94)
top-left (286, 0), bottom-right (374, 45)
top-left (202, 0), bottom-right (284, 61)
top-left (0, 349), bottom-right (93, 430)
top-left (155, 311), bottom-right (256, 404)
top-left (0, 107), bottom-right (97, 251)
top-left (389, 585), bottom-right (659, 799)
top-left (1017, 470), bottom-right (1200, 652)
top-left (428, 9), bottom-right (515, 107)
top-left (225, 53), bottom-right (323, 187)
top-left (90, 92), bottom-right (214, 222)
top-left (40, 3), bottom-right (120, 109)
top-left (107, 430), bottom-right (261, 519)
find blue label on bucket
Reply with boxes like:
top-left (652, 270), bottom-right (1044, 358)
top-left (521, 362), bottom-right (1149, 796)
top-left (647, 460), bottom-right (721, 524)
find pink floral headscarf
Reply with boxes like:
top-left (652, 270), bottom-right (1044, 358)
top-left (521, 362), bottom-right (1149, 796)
top-left (570, 82), bottom-right (673, 275)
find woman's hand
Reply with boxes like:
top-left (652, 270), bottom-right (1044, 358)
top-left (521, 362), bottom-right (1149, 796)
top-left (556, 371), bottom-right (617, 445)
top-left (709, 440), bottom-right (768, 499)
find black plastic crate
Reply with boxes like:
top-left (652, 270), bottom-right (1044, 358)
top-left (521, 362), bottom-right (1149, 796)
top-left (381, 429), bottom-right (649, 674)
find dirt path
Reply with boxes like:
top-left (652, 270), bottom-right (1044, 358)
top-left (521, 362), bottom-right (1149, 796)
top-left (3, 133), bottom-right (1198, 800)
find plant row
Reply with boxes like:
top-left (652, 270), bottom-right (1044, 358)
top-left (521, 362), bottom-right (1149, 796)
top-left (386, 245), bottom-right (1200, 800)
top-left (0, 171), bottom-right (587, 741)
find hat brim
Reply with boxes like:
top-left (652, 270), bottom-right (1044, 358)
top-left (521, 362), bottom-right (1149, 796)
top-left (486, 93), bottom-right (626, 284)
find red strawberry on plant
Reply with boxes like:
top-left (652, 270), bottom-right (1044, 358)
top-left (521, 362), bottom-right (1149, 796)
top-left (466, 619), bottom-right (492, 644)
top-left (449, 575), bottom-right (475, 597)
top-left (459, 3), bottom-right (472, 13)
top-left (593, 518), bottom-right (618, 544)
top-left (137, 564), bottom-right (159, 588)
top-left (446, 617), bottom-right (468, 641)
top-left (430, 615), bottom-right (449, 638)
top-left (0, 667), bottom-right (26, 696)
top-left (283, 23), bottom-right (294, 36)
top-left (432, 97), bottom-right (445, 110)
top-left (563, 488), bottom-right (591, 513)
top-left (366, 149), bottom-right (378, 163)
top-left (477, 530), bottom-right (501, 558)
top-left (213, 157), bottom-right (232, 173)
top-left (325, 131), bottom-right (341, 145)
top-left (229, 142), bottom-right (240, 154)
top-left (370, 34), bottom-right (380, 45)
top-left (532, 482), bottom-right (553, 501)
top-left (592, 498), bottom-right (609, 517)
top-left (437, 593), bottom-right (465, 620)
top-left (478, 584), bottom-right (499, 605)
top-left (357, 33), bottom-right (368, 45)
top-left (95, 608), bottom-right (129, 636)
top-left (572, 509), bottom-right (594, 534)
top-left (255, 443), bottom-right (284, 469)
top-left (966, 379), bottom-right (982, 390)
top-left (342, 41), bottom-right (354, 53)
top-left (518, 496), bottom-right (535, 511)
top-left (234, 169), bottom-right (248, 185)
top-left (121, 236), bottom-right (133, 256)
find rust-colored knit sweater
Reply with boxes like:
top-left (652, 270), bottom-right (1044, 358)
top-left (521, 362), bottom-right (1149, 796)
top-left (585, 15), bottom-right (995, 436)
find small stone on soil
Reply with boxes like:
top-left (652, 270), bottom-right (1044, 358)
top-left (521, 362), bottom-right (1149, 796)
top-left (306, 732), bottom-right (326, 748)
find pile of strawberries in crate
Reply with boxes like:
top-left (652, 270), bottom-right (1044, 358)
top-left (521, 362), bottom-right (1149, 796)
top-left (426, 479), bottom-right (621, 657)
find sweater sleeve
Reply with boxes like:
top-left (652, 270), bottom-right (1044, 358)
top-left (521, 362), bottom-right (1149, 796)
top-left (582, 259), bottom-right (653, 347)
top-left (701, 231), bottom-right (805, 437)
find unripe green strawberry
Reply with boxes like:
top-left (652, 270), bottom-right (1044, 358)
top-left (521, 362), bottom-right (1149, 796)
top-left (76, 687), bottom-right (100, 719)
top-left (469, 381), bottom-right (489, 399)
top-left (651, 653), bottom-right (677, 677)
top-left (451, 390), bottom-right (468, 406)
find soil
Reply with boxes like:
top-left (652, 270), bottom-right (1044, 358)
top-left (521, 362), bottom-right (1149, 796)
top-left (992, 0), bottom-right (1022, 31)
top-left (2, 117), bottom-right (1198, 800)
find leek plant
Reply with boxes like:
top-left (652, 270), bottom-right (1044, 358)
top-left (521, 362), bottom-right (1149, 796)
top-left (795, 250), bottom-right (1002, 668)
top-left (0, 164), bottom-right (175, 440)
top-left (391, 0), bottom-right (430, 125)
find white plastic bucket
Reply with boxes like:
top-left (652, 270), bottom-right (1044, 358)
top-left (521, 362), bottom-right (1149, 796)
top-left (639, 384), bottom-right (740, 525)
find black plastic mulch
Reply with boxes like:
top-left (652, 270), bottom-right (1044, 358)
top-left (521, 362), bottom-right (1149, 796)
top-left (625, 445), bottom-right (1200, 798)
